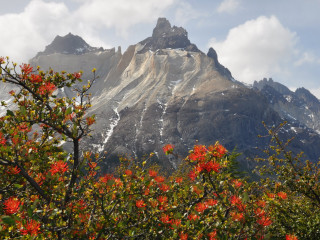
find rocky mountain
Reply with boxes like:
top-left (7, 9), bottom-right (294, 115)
top-left (4, 18), bottom-right (320, 173)
top-left (253, 78), bottom-right (320, 133)
top-left (36, 32), bottom-right (104, 57)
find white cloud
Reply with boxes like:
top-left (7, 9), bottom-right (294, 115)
top-left (217, 0), bottom-right (240, 14)
top-left (74, 0), bottom-right (176, 37)
top-left (0, 0), bottom-right (176, 64)
top-left (174, 2), bottom-right (200, 26)
top-left (294, 51), bottom-right (320, 66)
top-left (310, 87), bottom-right (320, 100)
top-left (208, 16), bottom-right (298, 83)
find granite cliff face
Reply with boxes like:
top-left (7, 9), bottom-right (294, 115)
top-left (25, 18), bottom-right (320, 172)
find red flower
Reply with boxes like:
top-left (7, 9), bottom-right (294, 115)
top-left (99, 173), bottom-right (114, 183)
top-left (125, 169), bottom-right (132, 176)
top-left (205, 199), bottom-right (218, 206)
top-left (160, 214), bottom-right (171, 224)
top-left (149, 169), bottom-right (158, 177)
top-left (208, 230), bottom-right (217, 240)
top-left (257, 216), bottom-right (272, 227)
top-left (214, 143), bottom-right (227, 157)
top-left (230, 195), bottom-right (242, 205)
top-left (255, 208), bottom-right (266, 217)
top-left (86, 116), bottom-right (95, 126)
top-left (202, 161), bottom-right (220, 173)
top-left (21, 219), bottom-right (41, 236)
top-left (154, 175), bottom-right (165, 183)
top-left (6, 166), bottom-right (20, 175)
top-left (20, 64), bottom-right (33, 76)
top-left (171, 219), bottom-right (181, 228)
top-left (175, 177), bottom-right (183, 184)
top-left (179, 232), bottom-right (188, 240)
top-left (30, 74), bottom-right (42, 83)
top-left (38, 82), bottom-right (57, 95)
top-left (158, 195), bottom-right (168, 204)
top-left (189, 145), bottom-right (207, 162)
top-left (286, 234), bottom-right (298, 240)
top-left (18, 123), bottom-right (31, 133)
top-left (277, 191), bottom-right (287, 200)
top-left (163, 144), bottom-right (174, 155)
top-left (188, 170), bottom-right (197, 181)
top-left (195, 202), bottom-right (208, 213)
top-left (188, 213), bottom-right (199, 221)
top-left (0, 132), bottom-right (6, 145)
top-left (3, 197), bottom-right (21, 215)
top-left (159, 184), bottom-right (170, 192)
top-left (233, 179), bottom-right (243, 188)
top-left (267, 193), bottom-right (276, 199)
top-left (73, 72), bottom-right (82, 79)
top-left (231, 211), bottom-right (244, 221)
top-left (136, 199), bottom-right (146, 208)
top-left (49, 160), bottom-right (68, 175)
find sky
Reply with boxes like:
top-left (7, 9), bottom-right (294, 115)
top-left (1, 0), bottom-right (320, 98)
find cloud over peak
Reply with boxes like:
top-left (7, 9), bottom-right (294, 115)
top-left (208, 15), bottom-right (297, 83)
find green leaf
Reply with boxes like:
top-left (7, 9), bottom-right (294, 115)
top-left (2, 216), bottom-right (15, 225)
top-left (6, 109), bottom-right (14, 117)
top-left (14, 184), bottom-right (23, 189)
top-left (20, 106), bottom-right (26, 115)
top-left (66, 107), bottom-right (72, 115)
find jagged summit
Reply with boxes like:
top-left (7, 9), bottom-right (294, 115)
top-left (207, 47), bottom-right (232, 79)
top-left (36, 33), bottom-right (103, 57)
top-left (138, 18), bottom-right (200, 53)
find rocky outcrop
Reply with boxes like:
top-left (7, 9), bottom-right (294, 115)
top-left (35, 33), bottom-right (104, 57)
top-left (138, 18), bottom-right (199, 53)
top-left (253, 78), bottom-right (320, 133)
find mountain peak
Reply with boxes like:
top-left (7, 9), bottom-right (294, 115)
top-left (35, 33), bottom-right (103, 57)
top-left (138, 17), bottom-right (199, 53)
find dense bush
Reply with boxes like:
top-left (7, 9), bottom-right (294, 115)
top-left (0, 58), bottom-right (317, 239)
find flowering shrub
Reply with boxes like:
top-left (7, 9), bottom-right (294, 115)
top-left (0, 58), bottom-right (318, 239)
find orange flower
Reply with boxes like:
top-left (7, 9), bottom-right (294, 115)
top-left (86, 116), bottom-right (95, 126)
top-left (175, 177), bottom-right (183, 184)
top-left (230, 195), bottom-right (242, 205)
top-left (267, 193), bottom-right (276, 199)
top-left (155, 175), bottom-right (165, 183)
top-left (20, 219), bottom-right (41, 236)
top-left (136, 199), bottom-right (146, 208)
top-left (171, 219), bottom-right (181, 228)
top-left (257, 216), bottom-right (272, 227)
top-left (160, 184), bottom-right (170, 192)
top-left (20, 63), bottom-right (33, 76)
top-left (125, 169), bottom-right (132, 176)
top-left (214, 143), bottom-right (227, 158)
top-left (195, 202), bottom-right (208, 213)
top-left (38, 82), bottom-right (56, 95)
top-left (233, 179), bottom-right (243, 188)
top-left (149, 169), bottom-right (158, 177)
top-left (162, 144), bottom-right (174, 155)
top-left (0, 132), bottom-right (6, 145)
top-left (49, 160), bottom-right (68, 175)
top-left (188, 170), bottom-right (197, 181)
top-left (179, 232), bottom-right (188, 240)
top-left (205, 199), bottom-right (218, 206)
top-left (202, 161), bottom-right (220, 173)
top-left (30, 74), bottom-right (42, 83)
top-left (286, 234), bottom-right (298, 240)
top-left (160, 214), bottom-right (171, 224)
top-left (188, 213), bottom-right (199, 221)
top-left (158, 195), bottom-right (168, 204)
top-left (3, 197), bottom-right (21, 215)
top-left (231, 211), bottom-right (244, 222)
top-left (6, 166), bottom-right (20, 175)
top-left (277, 191), bottom-right (287, 200)
top-left (208, 230), bottom-right (217, 240)
top-left (189, 145), bottom-right (207, 162)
